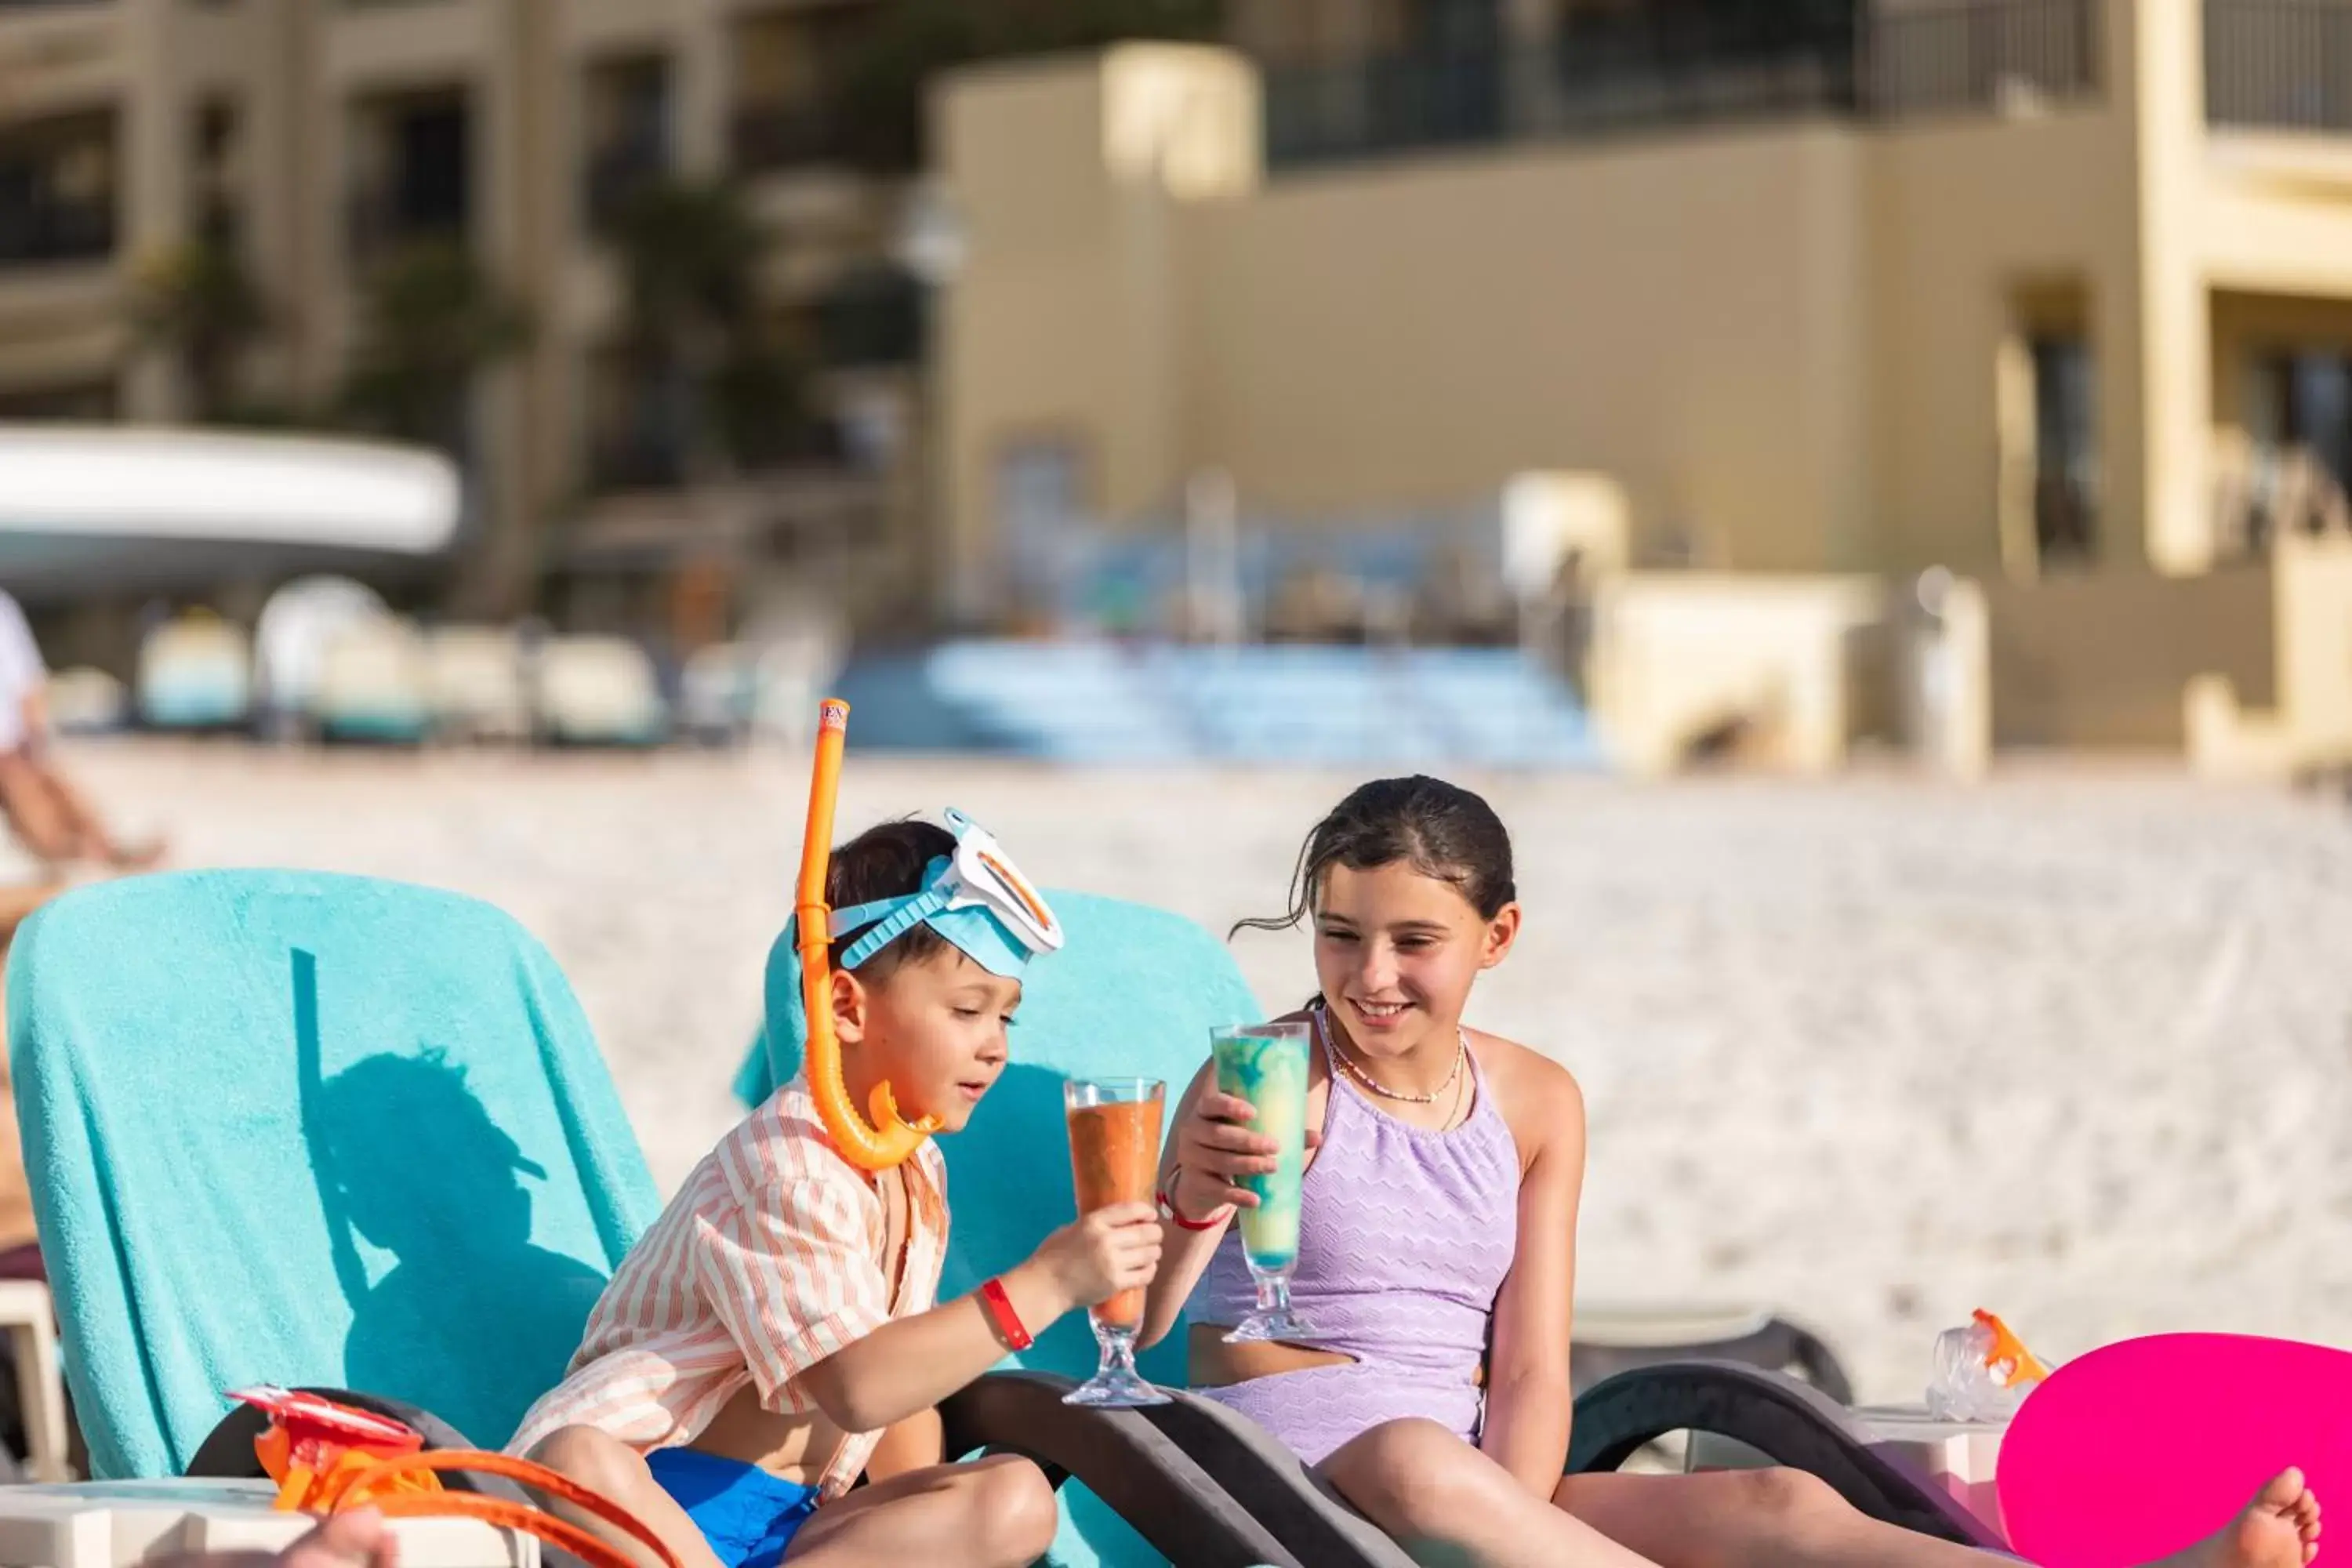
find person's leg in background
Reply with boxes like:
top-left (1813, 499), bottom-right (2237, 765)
top-left (0, 747), bottom-right (164, 873)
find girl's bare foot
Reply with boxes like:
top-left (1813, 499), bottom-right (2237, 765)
top-left (2152, 1468), bottom-right (2322, 1568)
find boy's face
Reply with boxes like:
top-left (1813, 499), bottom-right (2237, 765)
top-left (843, 946), bottom-right (1024, 1134)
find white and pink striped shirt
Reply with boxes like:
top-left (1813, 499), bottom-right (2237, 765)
top-left (509, 1081), bottom-right (949, 1498)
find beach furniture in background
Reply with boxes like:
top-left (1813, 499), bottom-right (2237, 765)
top-left (423, 626), bottom-right (532, 746)
top-left (535, 636), bottom-right (666, 748)
top-left (313, 615), bottom-right (432, 744)
top-left (134, 614), bottom-right (251, 732)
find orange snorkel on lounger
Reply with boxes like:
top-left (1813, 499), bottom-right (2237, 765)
top-left (793, 699), bottom-right (1065, 1173)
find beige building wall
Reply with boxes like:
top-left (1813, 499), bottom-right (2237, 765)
top-left (933, 47), bottom-right (1259, 615)
top-left (933, 4), bottom-right (2165, 603)
top-left (1186, 126), bottom-right (1873, 571)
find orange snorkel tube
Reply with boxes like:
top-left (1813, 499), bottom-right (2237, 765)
top-left (796, 698), bottom-right (939, 1172)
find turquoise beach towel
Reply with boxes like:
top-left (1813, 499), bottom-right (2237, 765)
top-left (739, 890), bottom-right (1266, 1568)
top-left (6, 870), bottom-right (659, 1479)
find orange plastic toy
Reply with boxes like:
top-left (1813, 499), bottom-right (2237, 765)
top-left (236, 1387), bottom-right (437, 1513)
top-left (1973, 1308), bottom-right (2053, 1388)
top-left (796, 698), bottom-right (938, 1172)
top-left (231, 1387), bottom-right (680, 1568)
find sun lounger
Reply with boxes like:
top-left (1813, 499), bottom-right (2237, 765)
top-left (3, 872), bottom-right (1300, 1567)
top-left (256, 577), bottom-right (395, 742)
top-left (534, 637), bottom-right (666, 747)
top-left (45, 670), bottom-right (126, 738)
top-left (136, 615), bottom-right (251, 732)
top-left (424, 626), bottom-right (531, 745)
top-left (1571, 1302), bottom-right (1852, 1401)
top-left (1567, 1359), bottom-right (2005, 1545)
top-left (314, 615), bottom-right (432, 743)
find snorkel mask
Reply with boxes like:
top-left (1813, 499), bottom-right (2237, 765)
top-left (794, 700), bottom-right (1062, 1171)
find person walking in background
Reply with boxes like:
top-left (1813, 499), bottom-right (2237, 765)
top-left (0, 588), bottom-right (165, 877)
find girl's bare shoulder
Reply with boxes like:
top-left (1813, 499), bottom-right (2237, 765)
top-left (1470, 1029), bottom-right (1586, 1165)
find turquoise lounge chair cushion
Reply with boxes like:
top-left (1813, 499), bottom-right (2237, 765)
top-left (6, 870), bottom-right (659, 1479)
top-left (741, 889), bottom-right (1266, 1568)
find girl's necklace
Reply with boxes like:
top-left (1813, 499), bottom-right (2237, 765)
top-left (1312, 1001), bottom-right (1466, 1106)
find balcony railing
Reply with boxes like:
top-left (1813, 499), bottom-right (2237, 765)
top-left (1868, 0), bottom-right (2100, 117)
top-left (2206, 0), bottom-right (2352, 133)
top-left (1265, 0), bottom-right (2100, 170)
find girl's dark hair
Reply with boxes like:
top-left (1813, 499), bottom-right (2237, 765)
top-left (1233, 775), bottom-right (1517, 938)
top-left (826, 818), bottom-right (956, 976)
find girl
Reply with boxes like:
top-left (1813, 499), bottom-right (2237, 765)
top-left (1137, 775), bottom-right (2320, 1568)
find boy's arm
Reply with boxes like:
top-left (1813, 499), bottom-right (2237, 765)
top-left (697, 1174), bottom-right (1157, 1440)
top-left (792, 1259), bottom-right (1075, 1436)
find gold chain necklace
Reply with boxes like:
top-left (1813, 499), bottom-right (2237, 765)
top-left (1312, 1001), bottom-right (1465, 1105)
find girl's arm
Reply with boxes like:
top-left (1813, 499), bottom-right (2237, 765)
top-left (1139, 1033), bottom-right (1327, 1352)
top-left (1479, 1056), bottom-right (1588, 1497)
top-left (1138, 1061), bottom-right (1229, 1351)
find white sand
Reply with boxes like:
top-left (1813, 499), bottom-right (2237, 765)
top-left (54, 739), bottom-right (2352, 1405)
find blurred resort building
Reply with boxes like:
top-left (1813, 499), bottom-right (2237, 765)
top-left (931, 0), bottom-right (2352, 775)
top-left (2, 0), bottom-right (2350, 775)
top-left (0, 0), bottom-right (931, 645)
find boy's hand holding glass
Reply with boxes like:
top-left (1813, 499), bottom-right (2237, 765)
top-left (1024, 1203), bottom-right (1163, 1316)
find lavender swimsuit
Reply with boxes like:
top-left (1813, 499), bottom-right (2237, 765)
top-left (1189, 1033), bottom-right (1521, 1466)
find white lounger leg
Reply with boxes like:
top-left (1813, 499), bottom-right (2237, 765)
top-left (0, 1280), bottom-right (70, 1481)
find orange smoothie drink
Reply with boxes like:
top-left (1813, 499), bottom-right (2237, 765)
top-left (1066, 1097), bottom-right (1162, 1329)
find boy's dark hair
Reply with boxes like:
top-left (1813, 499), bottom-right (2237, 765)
top-left (1234, 775), bottom-right (1517, 939)
top-left (827, 818), bottom-right (958, 977)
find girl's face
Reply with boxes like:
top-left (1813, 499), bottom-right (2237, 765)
top-left (1312, 858), bottom-right (1520, 1057)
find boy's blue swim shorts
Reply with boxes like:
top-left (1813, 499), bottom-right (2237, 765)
top-left (646, 1446), bottom-right (822, 1568)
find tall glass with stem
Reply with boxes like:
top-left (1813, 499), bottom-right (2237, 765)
top-left (1062, 1076), bottom-right (1170, 1406)
top-left (1210, 1022), bottom-right (1316, 1343)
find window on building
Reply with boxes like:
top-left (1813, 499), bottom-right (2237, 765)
top-left (192, 95), bottom-right (242, 248)
top-left (2031, 333), bottom-right (2099, 565)
top-left (0, 110), bottom-right (118, 266)
top-left (348, 88), bottom-right (470, 261)
top-left (583, 53), bottom-right (671, 236)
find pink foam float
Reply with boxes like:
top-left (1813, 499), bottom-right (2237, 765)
top-left (1998, 1333), bottom-right (2343, 1566)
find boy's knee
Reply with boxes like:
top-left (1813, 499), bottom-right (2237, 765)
top-left (528, 1425), bottom-right (648, 1495)
top-left (957, 1454), bottom-right (1058, 1565)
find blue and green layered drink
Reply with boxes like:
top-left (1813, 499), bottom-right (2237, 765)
top-left (1211, 1021), bottom-right (1316, 1342)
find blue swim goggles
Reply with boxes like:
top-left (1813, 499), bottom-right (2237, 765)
top-left (826, 808), bottom-right (1064, 980)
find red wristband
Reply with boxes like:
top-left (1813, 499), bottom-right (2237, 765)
top-left (978, 1276), bottom-right (1033, 1351)
top-left (1157, 1171), bottom-right (1232, 1232)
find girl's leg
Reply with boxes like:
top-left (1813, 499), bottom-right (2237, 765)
top-left (1555, 1465), bottom-right (2321, 1568)
top-left (1318, 1417), bottom-right (1664, 1568)
top-left (1555, 1469), bottom-right (2002, 1568)
top-left (526, 1425), bottom-right (730, 1568)
top-left (783, 1454), bottom-right (1058, 1568)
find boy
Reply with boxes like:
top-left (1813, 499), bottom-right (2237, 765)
top-left (513, 815), bottom-right (1160, 1568)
